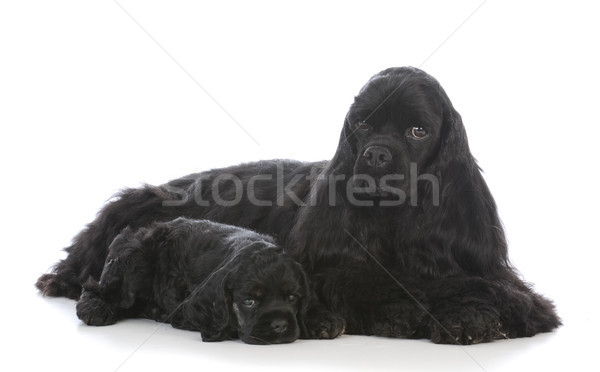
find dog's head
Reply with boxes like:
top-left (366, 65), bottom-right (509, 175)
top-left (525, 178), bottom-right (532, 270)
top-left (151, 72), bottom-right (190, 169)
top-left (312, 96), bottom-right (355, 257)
top-left (179, 243), bottom-right (310, 345)
top-left (335, 66), bottom-right (469, 204)
top-left (227, 246), bottom-right (309, 344)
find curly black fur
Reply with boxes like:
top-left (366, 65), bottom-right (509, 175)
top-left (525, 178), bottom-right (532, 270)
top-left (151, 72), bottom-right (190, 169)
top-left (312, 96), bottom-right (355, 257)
top-left (74, 218), bottom-right (345, 344)
top-left (37, 66), bottom-right (560, 344)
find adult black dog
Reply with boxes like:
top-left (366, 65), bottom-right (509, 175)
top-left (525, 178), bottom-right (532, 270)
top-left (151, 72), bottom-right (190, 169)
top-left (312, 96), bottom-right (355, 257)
top-left (75, 218), bottom-right (344, 344)
top-left (37, 66), bottom-right (560, 344)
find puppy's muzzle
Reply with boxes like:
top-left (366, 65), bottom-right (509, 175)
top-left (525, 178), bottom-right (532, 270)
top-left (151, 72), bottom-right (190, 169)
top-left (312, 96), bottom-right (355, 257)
top-left (363, 145), bottom-right (392, 168)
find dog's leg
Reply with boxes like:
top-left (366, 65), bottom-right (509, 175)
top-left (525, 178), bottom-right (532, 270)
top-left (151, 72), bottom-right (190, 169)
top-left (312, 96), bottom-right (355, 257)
top-left (301, 295), bottom-right (346, 339)
top-left (76, 280), bottom-right (120, 326)
top-left (36, 187), bottom-right (173, 300)
top-left (424, 277), bottom-right (561, 344)
top-left (76, 230), bottom-right (150, 326)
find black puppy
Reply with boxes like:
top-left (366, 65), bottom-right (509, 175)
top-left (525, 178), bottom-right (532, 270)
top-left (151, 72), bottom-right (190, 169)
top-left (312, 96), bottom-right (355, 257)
top-left (75, 218), bottom-right (345, 344)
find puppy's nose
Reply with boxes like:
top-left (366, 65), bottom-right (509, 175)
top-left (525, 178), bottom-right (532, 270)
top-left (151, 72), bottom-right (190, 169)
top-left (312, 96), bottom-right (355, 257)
top-left (363, 146), bottom-right (392, 168)
top-left (270, 318), bottom-right (288, 334)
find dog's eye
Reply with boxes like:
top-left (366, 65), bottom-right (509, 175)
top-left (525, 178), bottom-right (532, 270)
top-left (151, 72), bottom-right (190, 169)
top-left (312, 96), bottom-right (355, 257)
top-left (242, 299), bottom-right (256, 307)
top-left (408, 126), bottom-right (428, 140)
top-left (358, 122), bottom-right (372, 132)
top-left (287, 294), bottom-right (298, 303)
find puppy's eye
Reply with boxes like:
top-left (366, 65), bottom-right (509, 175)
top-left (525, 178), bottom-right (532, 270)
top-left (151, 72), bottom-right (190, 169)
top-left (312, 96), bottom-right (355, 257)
top-left (242, 299), bottom-right (256, 307)
top-left (287, 294), bottom-right (298, 303)
top-left (408, 126), bottom-right (428, 140)
top-left (358, 122), bottom-right (372, 132)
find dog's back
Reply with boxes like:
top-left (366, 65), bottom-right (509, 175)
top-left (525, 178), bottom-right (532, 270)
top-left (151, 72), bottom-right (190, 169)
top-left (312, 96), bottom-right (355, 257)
top-left (137, 218), bottom-right (278, 283)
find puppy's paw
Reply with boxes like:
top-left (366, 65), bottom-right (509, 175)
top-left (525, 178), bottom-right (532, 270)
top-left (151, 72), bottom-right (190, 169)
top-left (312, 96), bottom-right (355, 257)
top-left (76, 290), bottom-right (119, 326)
top-left (305, 311), bottom-right (346, 339)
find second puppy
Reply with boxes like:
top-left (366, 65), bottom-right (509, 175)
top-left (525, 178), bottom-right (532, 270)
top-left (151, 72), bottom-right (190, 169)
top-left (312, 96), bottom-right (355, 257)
top-left (76, 218), bottom-right (345, 344)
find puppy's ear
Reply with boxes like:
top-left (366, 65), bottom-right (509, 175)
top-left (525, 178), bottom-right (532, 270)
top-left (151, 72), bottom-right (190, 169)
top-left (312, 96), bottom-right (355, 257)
top-left (171, 269), bottom-right (234, 342)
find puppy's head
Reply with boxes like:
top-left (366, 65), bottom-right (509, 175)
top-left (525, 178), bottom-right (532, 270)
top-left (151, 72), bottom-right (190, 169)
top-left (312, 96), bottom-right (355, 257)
top-left (337, 66), bottom-right (468, 202)
top-left (182, 242), bottom-right (310, 345)
top-left (227, 245), bottom-right (309, 344)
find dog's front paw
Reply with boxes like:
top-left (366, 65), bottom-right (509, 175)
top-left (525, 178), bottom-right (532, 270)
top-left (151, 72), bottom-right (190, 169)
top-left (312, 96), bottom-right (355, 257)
top-left (76, 290), bottom-right (119, 326)
top-left (305, 311), bottom-right (346, 339)
top-left (429, 307), bottom-right (506, 345)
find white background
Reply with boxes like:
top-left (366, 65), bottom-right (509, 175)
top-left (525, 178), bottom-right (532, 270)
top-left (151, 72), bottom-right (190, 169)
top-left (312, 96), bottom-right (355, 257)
top-left (1, 1), bottom-right (598, 371)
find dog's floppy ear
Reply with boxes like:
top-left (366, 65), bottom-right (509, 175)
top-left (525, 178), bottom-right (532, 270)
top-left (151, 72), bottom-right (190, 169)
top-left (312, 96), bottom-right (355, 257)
top-left (421, 86), bottom-right (511, 276)
top-left (171, 267), bottom-right (234, 342)
top-left (436, 86), bottom-right (472, 167)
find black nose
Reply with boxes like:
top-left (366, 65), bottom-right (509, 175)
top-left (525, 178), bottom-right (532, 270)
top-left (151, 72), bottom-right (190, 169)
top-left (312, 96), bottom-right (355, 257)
top-left (270, 318), bottom-right (288, 334)
top-left (363, 146), bottom-right (392, 168)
